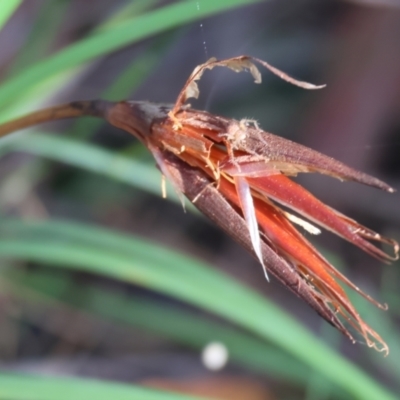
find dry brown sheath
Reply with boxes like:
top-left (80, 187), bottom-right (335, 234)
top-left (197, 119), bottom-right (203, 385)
top-left (0, 56), bottom-right (397, 354)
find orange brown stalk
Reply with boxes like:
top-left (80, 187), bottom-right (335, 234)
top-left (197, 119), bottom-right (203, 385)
top-left (0, 56), bottom-right (397, 354)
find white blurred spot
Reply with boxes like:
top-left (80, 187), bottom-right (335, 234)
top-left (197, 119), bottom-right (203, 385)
top-left (201, 342), bottom-right (229, 371)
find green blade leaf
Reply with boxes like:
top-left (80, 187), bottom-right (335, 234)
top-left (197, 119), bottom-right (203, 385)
top-left (0, 218), bottom-right (396, 400)
top-left (0, 0), bottom-right (262, 109)
top-left (0, 133), bottom-right (162, 197)
top-left (0, 0), bottom-right (21, 31)
top-left (0, 374), bottom-right (206, 400)
top-left (2, 270), bottom-right (309, 385)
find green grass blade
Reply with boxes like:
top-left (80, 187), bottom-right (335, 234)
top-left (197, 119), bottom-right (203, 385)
top-left (0, 374), bottom-right (206, 400)
top-left (0, 133), bottom-right (162, 196)
top-left (3, 270), bottom-right (309, 385)
top-left (6, 1), bottom-right (69, 75)
top-left (0, 1), bottom-right (164, 121)
top-left (0, 0), bottom-right (262, 109)
top-left (98, 0), bottom-right (160, 32)
top-left (0, 132), bottom-right (195, 208)
top-left (0, 219), bottom-right (396, 400)
top-left (0, 0), bottom-right (21, 31)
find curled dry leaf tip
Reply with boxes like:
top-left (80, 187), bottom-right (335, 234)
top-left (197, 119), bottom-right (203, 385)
top-left (0, 55), bottom-right (397, 355)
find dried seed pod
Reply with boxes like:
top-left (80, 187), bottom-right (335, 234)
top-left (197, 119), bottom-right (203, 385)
top-left (0, 56), bottom-right (397, 354)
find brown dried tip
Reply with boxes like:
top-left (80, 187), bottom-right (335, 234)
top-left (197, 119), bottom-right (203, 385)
top-left (0, 56), bottom-right (397, 355)
top-left (172, 55), bottom-right (326, 116)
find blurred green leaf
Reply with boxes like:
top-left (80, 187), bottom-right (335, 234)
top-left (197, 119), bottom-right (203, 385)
top-left (0, 0), bottom-right (262, 109)
top-left (7, 1), bottom-right (69, 74)
top-left (0, 132), bottom-right (198, 210)
top-left (0, 132), bottom-right (162, 197)
top-left (2, 269), bottom-right (309, 385)
top-left (0, 374), bottom-right (206, 400)
top-left (0, 218), bottom-right (396, 400)
top-left (0, 0), bottom-right (21, 31)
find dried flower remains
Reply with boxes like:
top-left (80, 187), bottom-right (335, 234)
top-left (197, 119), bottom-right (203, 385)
top-left (0, 55), bottom-right (397, 354)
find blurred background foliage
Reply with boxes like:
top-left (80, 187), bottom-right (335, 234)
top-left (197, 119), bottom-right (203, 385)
top-left (0, 1), bottom-right (399, 399)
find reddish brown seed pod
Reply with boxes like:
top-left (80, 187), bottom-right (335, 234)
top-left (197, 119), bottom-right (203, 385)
top-left (0, 56), bottom-right (397, 354)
